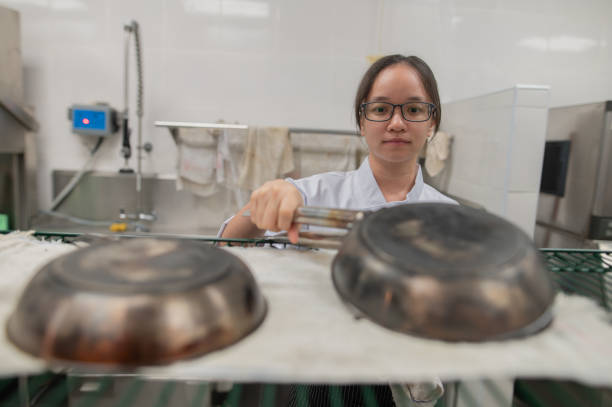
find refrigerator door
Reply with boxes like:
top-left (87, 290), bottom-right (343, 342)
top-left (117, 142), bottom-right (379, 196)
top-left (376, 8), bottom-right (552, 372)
top-left (592, 104), bottom-right (612, 217)
top-left (536, 102), bottom-right (608, 239)
top-left (589, 104), bottom-right (612, 240)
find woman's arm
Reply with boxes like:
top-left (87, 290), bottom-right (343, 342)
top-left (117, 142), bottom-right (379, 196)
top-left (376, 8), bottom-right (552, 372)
top-left (220, 204), bottom-right (263, 239)
top-left (220, 179), bottom-right (304, 243)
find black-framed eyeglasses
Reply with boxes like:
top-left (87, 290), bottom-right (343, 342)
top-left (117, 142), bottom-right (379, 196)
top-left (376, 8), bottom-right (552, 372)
top-left (361, 101), bottom-right (436, 122)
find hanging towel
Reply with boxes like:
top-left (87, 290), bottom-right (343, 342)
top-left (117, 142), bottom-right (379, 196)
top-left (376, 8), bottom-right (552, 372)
top-left (293, 133), bottom-right (360, 178)
top-left (219, 128), bottom-right (247, 208)
top-left (238, 126), bottom-right (294, 190)
top-left (176, 127), bottom-right (218, 197)
top-left (425, 131), bottom-right (452, 177)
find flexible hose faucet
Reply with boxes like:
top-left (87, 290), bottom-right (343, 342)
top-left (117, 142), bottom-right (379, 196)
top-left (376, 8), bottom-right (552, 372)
top-left (120, 20), bottom-right (154, 231)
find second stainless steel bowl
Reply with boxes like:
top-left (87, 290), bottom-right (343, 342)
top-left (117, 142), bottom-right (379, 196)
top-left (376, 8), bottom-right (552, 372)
top-left (331, 203), bottom-right (556, 342)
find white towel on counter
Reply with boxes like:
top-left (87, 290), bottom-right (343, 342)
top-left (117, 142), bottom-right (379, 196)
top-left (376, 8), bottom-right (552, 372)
top-left (176, 128), bottom-right (218, 197)
top-left (3, 241), bottom-right (612, 385)
top-left (425, 131), bottom-right (452, 177)
top-left (238, 126), bottom-right (294, 190)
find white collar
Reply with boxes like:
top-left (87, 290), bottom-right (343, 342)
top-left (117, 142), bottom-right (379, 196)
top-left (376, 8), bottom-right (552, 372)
top-left (356, 156), bottom-right (424, 207)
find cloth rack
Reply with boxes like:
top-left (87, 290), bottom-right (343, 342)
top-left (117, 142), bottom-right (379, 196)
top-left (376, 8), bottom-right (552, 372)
top-left (154, 121), bottom-right (360, 137)
top-left (157, 120), bottom-right (365, 191)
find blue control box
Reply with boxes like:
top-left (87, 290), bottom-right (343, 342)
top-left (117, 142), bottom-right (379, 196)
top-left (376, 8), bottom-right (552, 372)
top-left (69, 104), bottom-right (116, 136)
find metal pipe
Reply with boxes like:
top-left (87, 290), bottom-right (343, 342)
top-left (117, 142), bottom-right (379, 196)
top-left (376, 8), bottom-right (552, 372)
top-left (132, 20), bottom-right (144, 211)
top-left (119, 20), bottom-right (153, 230)
top-left (18, 375), bottom-right (30, 407)
top-left (50, 137), bottom-right (105, 211)
top-left (122, 23), bottom-right (132, 169)
top-left (289, 127), bottom-right (358, 136)
top-left (123, 25), bottom-right (130, 125)
top-left (153, 121), bottom-right (359, 136)
top-left (123, 21), bottom-right (146, 211)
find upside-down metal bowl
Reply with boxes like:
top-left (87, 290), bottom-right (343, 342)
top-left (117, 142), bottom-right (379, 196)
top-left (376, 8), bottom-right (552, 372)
top-left (331, 203), bottom-right (556, 342)
top-left (6, 238), bottom-right (266, 366)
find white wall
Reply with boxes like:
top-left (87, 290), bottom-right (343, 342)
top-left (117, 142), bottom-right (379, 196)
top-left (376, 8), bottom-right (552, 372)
top-left (440, 85), bottom-right (549, 236)
top-left (1, 0), bottom-right (611, 209)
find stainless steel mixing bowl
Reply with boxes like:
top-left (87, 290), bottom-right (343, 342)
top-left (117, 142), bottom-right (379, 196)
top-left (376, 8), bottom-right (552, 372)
top-left (7, 238), bottom-right (267, 366)
top-left (326, 203), bottom-right (556, 342)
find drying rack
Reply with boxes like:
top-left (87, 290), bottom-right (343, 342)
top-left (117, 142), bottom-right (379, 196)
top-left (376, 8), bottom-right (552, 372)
top-left (2, 231), bottom-right (611, 407)
top-left (10, 231), bottom-right (612, 311)
top-left (154, 121), bottom-right (365, 180)
top-left (26, 231), bottom-right (612, 312)
top-left (154, 121), bottom-right (360, 137)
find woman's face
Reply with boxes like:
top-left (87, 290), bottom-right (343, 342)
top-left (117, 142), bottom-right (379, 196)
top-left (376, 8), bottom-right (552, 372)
top-left (360, 63), bottom-right (435, 166)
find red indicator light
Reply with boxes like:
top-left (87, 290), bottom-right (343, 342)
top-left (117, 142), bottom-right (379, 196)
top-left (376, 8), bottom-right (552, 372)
top-left (82, 118), bottom-right (90, 125)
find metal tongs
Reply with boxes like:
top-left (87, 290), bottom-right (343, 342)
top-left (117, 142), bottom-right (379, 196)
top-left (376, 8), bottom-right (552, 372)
top-left (245, 206), bottom-right (367, 249)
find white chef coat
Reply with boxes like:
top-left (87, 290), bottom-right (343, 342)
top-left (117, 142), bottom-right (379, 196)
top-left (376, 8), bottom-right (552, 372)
top-left (218, 157), bottom-right (455, 237)
top-left (286, 156), bottom-right (456, 210)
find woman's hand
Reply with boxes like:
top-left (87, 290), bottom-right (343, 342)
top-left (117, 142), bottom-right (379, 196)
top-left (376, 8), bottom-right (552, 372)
top-left (249, 180), bottom-right (304, 243)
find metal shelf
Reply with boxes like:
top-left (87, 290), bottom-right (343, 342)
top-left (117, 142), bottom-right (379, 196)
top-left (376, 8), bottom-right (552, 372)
top-left (540, 249), bottom-right (612, 310)
top-left (6, 231), bottom-right (612, 311)
top-left (2, 231), bottom-right (611, 406)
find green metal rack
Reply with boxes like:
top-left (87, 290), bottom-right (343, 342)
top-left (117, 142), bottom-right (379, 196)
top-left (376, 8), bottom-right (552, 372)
top-left (540, 249), bottom-right (611, 311)
top-left (25, 231), bottom-right (612, 312)
top-left (1, 231), bottom-right (610, 406)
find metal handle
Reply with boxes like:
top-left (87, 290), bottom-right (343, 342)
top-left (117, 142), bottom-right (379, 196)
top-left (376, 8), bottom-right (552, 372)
top-left (265, 233), bottom-right (345, 250)
top-left (243, 206), bottom-right (365, 229)
top-left (294, 207), bottom-right (365, 229)
top-left (243, 206), bottom-right (367, 249)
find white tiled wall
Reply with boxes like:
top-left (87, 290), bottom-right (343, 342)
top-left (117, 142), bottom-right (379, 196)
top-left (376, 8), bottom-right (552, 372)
top-left (1, 0), bottom-right (611, 211)
top-left (441, 85), bottom-right (549, 236)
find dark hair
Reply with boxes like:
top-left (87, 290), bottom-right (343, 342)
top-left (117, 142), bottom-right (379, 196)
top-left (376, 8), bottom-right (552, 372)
top-left (354, 54), bottom-right (441, 131)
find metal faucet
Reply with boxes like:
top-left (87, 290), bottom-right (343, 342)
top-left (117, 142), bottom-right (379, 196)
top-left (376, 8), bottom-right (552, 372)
top-left (119, 208), bottom-right (156, 232)
top-left (118, 209), bottom-right (136, 220)
top-left (138, 212), bottom-right (156, 222)
top-left (120, 20), bottom-right (155, 231)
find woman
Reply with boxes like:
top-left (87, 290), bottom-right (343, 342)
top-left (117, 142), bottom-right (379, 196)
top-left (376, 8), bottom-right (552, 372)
top-left (221, 54), bottom-right (455, 242)
top-left (220, 54), bottom-right (450, 407)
